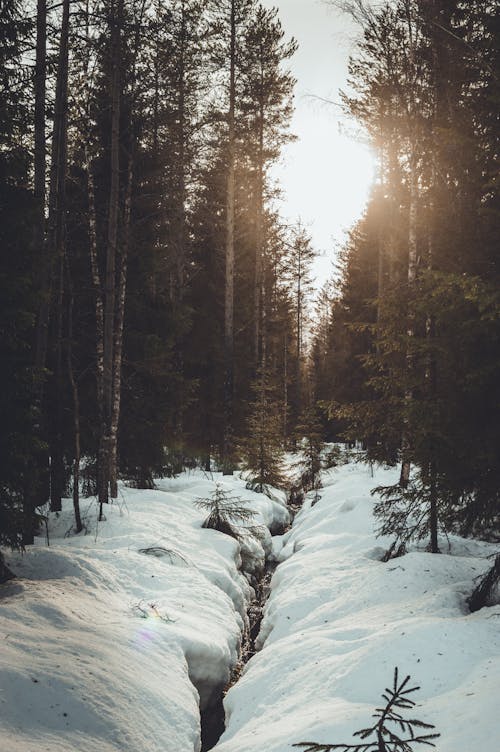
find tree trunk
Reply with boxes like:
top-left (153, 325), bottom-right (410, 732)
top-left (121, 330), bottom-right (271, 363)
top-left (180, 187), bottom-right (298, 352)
top-left (109, 158), bottom-right (132, 498)
top-left (422, 0), bottom-right (453, 552)
top-left (283, 332), bottom-right (288, 443)
top-left (48, 0), bottom-right (70, 512)
top-left (399, 149), bottom-right (418, 489)
top-left (66, 258), bottom-right (82, 534)
top-left (173, 2), bottom-right (188, 453)
top-left (296, 247), bottom-right (302, 423)
top-left (33, 0), bottom-right (48, 371)
top-left (86, 149), bottom-right (104, 418)
top-left (99, 0), bottom-right (122, 515)
top-left (222, 0), bottom-right (236, 476)
top-left (375, 129), bottom-right (387, 341)
top-left (254, 88), bottom-right (265, 368)
top-left (24, 0), bottom-right (48, 545)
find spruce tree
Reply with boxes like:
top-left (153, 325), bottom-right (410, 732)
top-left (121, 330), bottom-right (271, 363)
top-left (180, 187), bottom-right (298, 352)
top-left (240, 367), bottom-right (287, 494)
top-left (294, 667), bottom-right (439, 752)
top-left (0, 0), bottom-right (39, 560)
top-left (294, 406), bottom-right (325, 498)
top-left (194, 484), bottom-right (255, 540)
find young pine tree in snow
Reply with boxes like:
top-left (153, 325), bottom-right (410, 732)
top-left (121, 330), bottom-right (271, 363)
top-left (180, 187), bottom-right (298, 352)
top-left (240, 367), bottom-right (287, 494)
top-left (468, 553), bottom-right (500, 613)
top-left (294, 667), bottom-right (439, 752)
top-left (294, 406), bottom-right (325, 499)
top-left (194, 484), bottom-right (255, 540)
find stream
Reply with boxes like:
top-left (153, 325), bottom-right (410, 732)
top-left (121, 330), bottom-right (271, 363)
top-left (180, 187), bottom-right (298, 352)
top-left (201, 511), bottom-right (293, 751)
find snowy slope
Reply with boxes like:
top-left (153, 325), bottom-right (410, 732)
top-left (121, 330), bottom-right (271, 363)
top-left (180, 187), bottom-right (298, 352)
top-left (2, 461), bottom-right (499, 752)
top-left (0, 471), bottom-right (289, 752)
top-left (215, 462), bottom-right (500, 752)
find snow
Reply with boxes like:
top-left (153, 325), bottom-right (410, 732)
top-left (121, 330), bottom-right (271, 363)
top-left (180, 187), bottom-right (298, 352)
top-left (1, 459), bottom-right (499, 752)
top-left (215, 461), bottom-right (500, 752)
top-left (0, 471), bottom-right (289, 752)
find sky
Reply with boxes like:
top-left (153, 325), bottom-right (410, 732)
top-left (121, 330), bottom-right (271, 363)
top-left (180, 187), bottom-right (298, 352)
top-left (261, 0), bottom-right (377, 287)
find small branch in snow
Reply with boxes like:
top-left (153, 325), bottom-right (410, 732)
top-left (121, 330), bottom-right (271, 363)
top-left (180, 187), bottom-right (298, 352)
top-left (294, 667), bottom-right (439, 752)
top-left (131, 600), bottom-right (176, 624)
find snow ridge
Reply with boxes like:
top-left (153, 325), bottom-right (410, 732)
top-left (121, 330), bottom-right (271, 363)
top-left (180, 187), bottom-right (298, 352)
top-left (214, 462), bottom-right (500, 752)
top-left (0, 471), bottom-right (289, 752)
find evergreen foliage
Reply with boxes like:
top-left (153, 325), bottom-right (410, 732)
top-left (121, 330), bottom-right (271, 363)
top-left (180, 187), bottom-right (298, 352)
top-left (194, 484), bottom-right (255, 541)
top-left (240, 368), bottom-right (287, 494)
top-left (294, 667), bottom-right (439, 752)
top-left (0, 0), bottom-right (40, 550)
top-left (1, 0), bottom-right (497, 555)
top-left (313, 0), bottom-right (500, 546)
top-left (0, 0), bottom-right (300, 543)
top-left (294, 406), bottom-right (325, 498)
top-left (372, 475), bottom-right (440, 556)
top-left (468, 553), bottom-right (500, 613)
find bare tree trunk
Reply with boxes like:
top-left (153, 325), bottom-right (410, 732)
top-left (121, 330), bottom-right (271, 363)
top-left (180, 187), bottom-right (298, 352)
top-left (99, 0), bottom-right (122, 515)
top-left (24, 0), bottom-right (48, 545)
top-left (82, 0), bottom-right (104, 437)
top-left (109, 159), bottom-right (132, 498)
top-left (399, 149), bottom-right (418, 488)
top-left (66, 258), bottom-right (82, 534)
top-left (296, 247), bottom-right (302, 417)
top-left (426, 189), bottom-right (439, 553)
top-left (254, 91), bottom-right (265, 367)
top-left (33, 0), bottom-right (48, 371)
top-left (86, 149), bottom-right (104, 417)
top-left (375, 129), bottom-right (387, 341)
top-left (173, 2), bottom-right (188, 453)
top-left (222, 0), bottom-right (236, 476)
top-left (176, 4), bottom-right (187, 301)
top-left (108, 0), bottom-right (146, 493)
top-left (48, 0), bottom-right (70, 512)
top-left (283, 332), bottom-right (288, 443)
top-left (424, 0), bottom-right (452, 553)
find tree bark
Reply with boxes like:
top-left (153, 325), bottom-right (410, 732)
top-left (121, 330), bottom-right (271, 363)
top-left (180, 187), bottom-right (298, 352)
top-left (283, 332), bottom-right (288, 442)
top-left (399, 150), bottom-right (418, 488)
top-left (98, 0), bottom-right (122, 515)
top-left (109, 158), bottom-right (132, 498)
top-left (398, 1), bottom-right (419, 488)
top-left (173, 1), bottom-right (188, 452)
top-left (222, 0), bottom-right (236, 475)
top-left (66, 258), bottom-right (82, 534)
top-left (24, 0), bottom-right (48, 545)
top-left (33, 0), bottom-right (48, 372)
top-left (86, 149), bottom-right (105, 417)
top-left (48, 0), bottom-right (70, 512)
top-left (254, 77), bottom-right (265, 368)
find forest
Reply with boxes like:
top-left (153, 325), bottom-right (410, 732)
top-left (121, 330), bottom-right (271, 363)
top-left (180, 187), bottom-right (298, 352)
top-left (1, 1), bottom-right (499, 751)
top-left (1, 0), bottom-right (498, 565)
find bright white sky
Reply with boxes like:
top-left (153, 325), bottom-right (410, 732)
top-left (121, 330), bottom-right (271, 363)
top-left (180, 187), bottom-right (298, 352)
top-left (262, 0), bottom-right (377, 287)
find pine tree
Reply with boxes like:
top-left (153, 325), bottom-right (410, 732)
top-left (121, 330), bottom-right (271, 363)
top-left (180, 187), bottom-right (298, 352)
top-left (0, 0), bottom-right (39, 558)
top-left (240, 367), bottom-right (287, 494)
top-left (294, 406), bottom-right (325, 499)
top-left (194, 483), bottom-right (255, 540)
top-left (321, 0), bottom-right (500, 546)
top-left (294, 667), bottom-right (439, 752)
top-left (283, 223), bottom-right (316, 440)
top-left (239, 5), bottom-right (296, 368)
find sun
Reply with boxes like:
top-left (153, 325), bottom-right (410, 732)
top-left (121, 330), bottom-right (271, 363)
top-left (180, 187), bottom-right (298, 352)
top-left (273, 113), bottom-right (377, 282)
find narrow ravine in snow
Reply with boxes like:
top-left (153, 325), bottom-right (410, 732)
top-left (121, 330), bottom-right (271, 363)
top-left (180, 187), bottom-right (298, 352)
top-left (201, 558), bottom-right (279, 752)
top-left (201, 491), bottom-right (295, 752)
top-left (2, 462), bottom-right (499, 752)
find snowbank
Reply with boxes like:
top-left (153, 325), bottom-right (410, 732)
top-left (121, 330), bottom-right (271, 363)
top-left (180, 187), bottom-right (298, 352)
top-left (0, 470), bottom-right (289, 752)
top-left (215, 461), bottom-right (500, 752)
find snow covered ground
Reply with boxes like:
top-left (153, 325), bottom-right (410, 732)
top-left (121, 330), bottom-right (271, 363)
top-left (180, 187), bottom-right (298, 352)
top-left (1, 459), bottom-right (499, 752)
top-left (0, 471), bottom-right (288, 752)
top-left (215, 461), bottom-right (500, 752)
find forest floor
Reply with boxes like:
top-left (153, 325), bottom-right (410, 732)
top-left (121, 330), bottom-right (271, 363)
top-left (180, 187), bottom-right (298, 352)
top-left (0, 456), bottom-right (499, 751)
